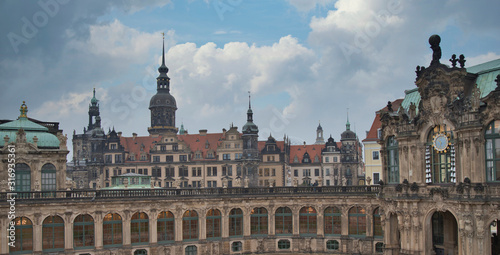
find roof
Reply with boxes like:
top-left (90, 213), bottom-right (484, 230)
top-left (467, 59), bottom-right (500, 97)
top-left (289, 144), bottom-right (324, 164)
top-left (363, 99), bottom-right (403, 142)
top-left (258, 140), bottom-right (285, 152)
top-left (178, 133), bottom-right (225, 159)
top-left (0, 113), bottom-right (60, 148)
top-left (400, 59), bottom-right (500, 112)
top-left (120, 136), bottom-right (161, 162)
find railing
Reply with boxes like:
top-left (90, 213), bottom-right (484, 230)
top-left (0, 185), bottom-right (380, 203)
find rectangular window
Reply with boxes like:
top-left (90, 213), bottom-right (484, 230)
top-left (237, 166), bottom-right (242, 176)
top-left (326, 180), bottom-right (330, 186)
top-left (144, 169), bottom-right (148, 175)
top-left (115, 154), bottom-right (122, 163)
top-left (153, 156), bottom-right (160, 162)
top-left (166, 167), bottom-right (174, 177)
top-left (152, 168), bottom-right (162, 177)
top-left (333, 157), bottom-right (338, 162)
top-left (272, 168), bottom-right (276, 176)
top-left (303, 169), bottom-right (311, 177)
top-left (105, 155), bottom-right (112, 163)
top-left (264, 168), bottom-right (270, 176)
top-left (294, 169), bottom-right (298, 177)
top-left (325, 168), bottom-right (330, 176)
top-left (258, 168), bottom-right (263, 177)
top-left (223, 154), bottom-right (231, 160)
top-left (372, 151), bottom-right (380, 160)
top-left (179, 155), bottom-right (187, 162)
top-left (110, 144), bottom-right (117, 150)
top-left (105, 169), bottom-right (109, 178)
top-left (373, 173), bottom-right (380, 184)
top-left (325, 157), bottom-right (329, 162)
top-left (179, 167), bottom-right (188, 177)
top-left (315, 168), bottom-right (320, 176)
top-left (160, 145), bottom-right (166, 151)
top-left (166, 156), bottom-right (173, 162)
top-left (172, 144), bottom-right (178, 151)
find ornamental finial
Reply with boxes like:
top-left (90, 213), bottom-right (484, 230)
top-left (20, 101), bottom-right (28, 118)
top-left (429, 34), bottom-right (441, 66)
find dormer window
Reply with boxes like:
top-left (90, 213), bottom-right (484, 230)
top-left (110, 144), bottom-right (117, 150)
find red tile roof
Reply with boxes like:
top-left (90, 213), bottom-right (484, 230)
top-left (258, 140), bottom-right (285, 152)
top-left (120, 136), bottom-right (161, 162)
top-left (289, 144), bottom-right (324, 164)
top-left (362, 99), bottom-right (403, 142)
top-left (178, 133), bottom-right (224, 159)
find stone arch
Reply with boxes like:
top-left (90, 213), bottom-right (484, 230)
top-left (423, 208), bottom-right (459, 255)
top-left (419, 120), bottom-right (456, 143)
top-left (484, 213), bottom-right (500, 255)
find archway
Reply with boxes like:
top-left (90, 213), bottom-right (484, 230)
top-left (384, 213), bottom-right (400, 255)
top-left (427, 211), bottom-right (458, 255)
top-left (490, 219), bottom-right (500, 255)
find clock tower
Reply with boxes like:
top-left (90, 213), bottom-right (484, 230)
top-left (148, 35), bottom-right (178, 136)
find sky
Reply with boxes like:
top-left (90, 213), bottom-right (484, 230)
top-left (1, 0), bottom-right (499, 160)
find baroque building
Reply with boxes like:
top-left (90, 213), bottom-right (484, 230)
top-left (2, 35), bottom-right (499, 255)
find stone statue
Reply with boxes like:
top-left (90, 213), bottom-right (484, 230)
top-left (342, 176), bottom-right (347, 186)
top-left (293, 178), bottom-right (299, 187)
top-left (35, 180), bottom-right (40, 191)
top-left (235, 178), bottom-right (241, 187)
top-left (150, 180), bottom-right (155, 189)
top-left (244, 177), bottom-right (249, 188)
top-left (366, 176), bottom-right (372, 185)
top-left (222, 178), bottom-right (228, 188)
top-left (429, 34), bottom-right (441, 65)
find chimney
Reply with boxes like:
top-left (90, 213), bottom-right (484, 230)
top-left (199, 129), bottom-right (207, 136)
top-left (132, 133), bottom-right (137, 140)
top-left (117, 132), bottom-right (122, 137)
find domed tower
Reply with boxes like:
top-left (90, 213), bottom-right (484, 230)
top-left (148, 36), bottom-right (178, 136)
top-left (315, 121), bottom-right (324, 144)
top-left (242, 92), bottom-right (259, 187)
top-left (88, 88), bottom-right (100, 131)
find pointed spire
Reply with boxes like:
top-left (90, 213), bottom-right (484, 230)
top-left (156, 33), bottom-right (170, 93)
top-left (248, 91), bottom-right (251, 109)
top-left (346, 108), bottom-right (351, 131)
top-left (161, 32), bottom-right (166, 67)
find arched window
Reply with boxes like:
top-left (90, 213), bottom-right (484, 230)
top-left (251, 207), bottom-right (268, 236)
top-left (131, 212), bottom-right (149, 244)
top-left (183, 210), bottom-right (198, 241)
top-left (74, 214), bottom-right (94, 249)
top-left (375, 242), bottom-right (384, 252)
top-left (299, 206), bottom-right (317, 236)
top-left (278, 239), bottom-right (291, 250)
top-left (485, 120), bottom-right (500, 182)
top-left (387, 136), bottom-right (399, 183)
top-left (275, 207), bottom-right (293, 236)
top-left (206, 209), bottom-right (221, 239)
top-left (326, 240), bottom-right (339, 250)
top-left (426, 125), bottom-right (455, 183)
top-left (10, 217), bottom-right (33, 254)
top-left (42, 215), bottom-right (64, 252)
top-left (41, 163), bottom-right (57, 191)
top-left (158, 211), bottom-right (174, 243)
top-left (134, 249), bottom-right (147, 255)
top-left (348, 206), bottom-right (366, 237)
top-left (185, 245), bottom-right (197, 255)
top-left (229, 208), bottom-right (243, 237)
top-left (15, 163), bottom-right (31, 192)
top-left (103, 213), bottom-right (122, 247)
top-left (324, 207), bottom-right (341, 236)
top-left (373, 208), bottom-right (383, 238)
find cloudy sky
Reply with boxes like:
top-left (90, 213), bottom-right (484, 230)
top-left (1, 0), bottom-right (499, 159)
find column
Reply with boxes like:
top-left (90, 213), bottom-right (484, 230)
top-left (293, 207), bottom-right (300, 236)
top-left (123, 210), bottom-right (131, 246)
top-left (317, 209), bottom-right (324, 237)
top-left (64, 212), bottom-right (73, 251)
top-left (175, 212), bottom-right (183, 242)
top-left (199, 210), bottom-right (206, 240)
top-left (94, 211), bottom-right (103, 249)
top-left (150, 210), bottom-right (158, 244)
top-left (243, 209), bottom-right (251, 237)
top-left (32, 214), bottom-right (42, 253)
top-left (222, 209), bottom-right (229, 238)
top-left (269, 207), bottom-right (275, 236)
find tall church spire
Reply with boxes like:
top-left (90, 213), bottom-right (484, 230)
top-left (247, 91), bottom-right (253, 122)
top-left (148, 34), bottom-right (178, 135)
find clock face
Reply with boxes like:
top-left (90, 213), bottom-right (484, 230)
top-left (433, 133), bottom-right (449, 152)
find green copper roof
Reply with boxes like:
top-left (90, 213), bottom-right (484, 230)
top-left (400, 58), bottom-right (500, 113)
top-left (0, 117), bottom-right (48, 131)
top-left (0, 102), bottom-right (59, 148)
top-left (0, 130), bottom-right (60, 148)
top-left (400, 88), bottom-right (421, 114)
top-left (467, 59), bottom-right (500, 98)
